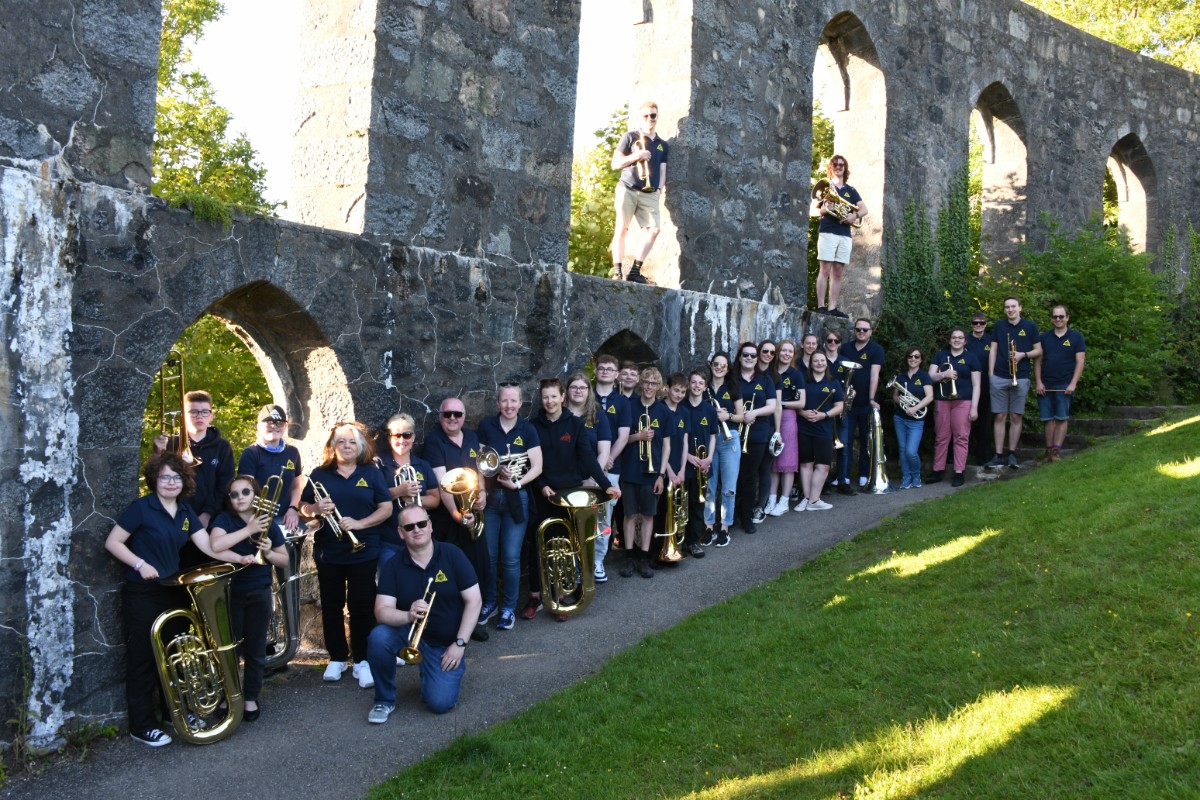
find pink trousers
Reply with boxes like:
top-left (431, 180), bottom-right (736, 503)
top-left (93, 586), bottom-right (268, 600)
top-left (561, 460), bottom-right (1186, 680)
top-left (933, 399), bottom-right (971, 472)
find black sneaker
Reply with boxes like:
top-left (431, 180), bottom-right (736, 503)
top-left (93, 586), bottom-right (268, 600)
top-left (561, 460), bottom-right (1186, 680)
top-left (925, 472), bottom-right (944, 484)
top-left (837, 483), bottom-right (857, 496)
top-left (701, 528), bottom-right (717, 547)
top-left (1007, 452), bottom-right (1019, 469)
top-left (687, 543), bottom-right (705, 558)
top-left (619, 558), bottom-right (635, 578)
top-left (743, 518), bottom-right (757, 534)
top-left (832, 309), bottom-right (849, 319)
top-left (637, 558), bottom-right (655, 578)
top-left (983, 455), bottom-right (1005, 469)
top-left (951, 472), bottom-right (965, 487)
top-left (131, 728), bottom-right (173, 748)
top-left (715, 531), bottom-right (731, 547)
top-left (817, 306), bottom-right (828, 313)
top-left (626, 272), bottom-right (648, 284)
top-left (750, 507), bottom-right (767, 524)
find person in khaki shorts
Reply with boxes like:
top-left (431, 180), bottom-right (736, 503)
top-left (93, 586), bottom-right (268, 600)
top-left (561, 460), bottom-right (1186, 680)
top-left (813, 155), bottom-right (867, 318)
top-left (611, 100), bottom-right (669, 284)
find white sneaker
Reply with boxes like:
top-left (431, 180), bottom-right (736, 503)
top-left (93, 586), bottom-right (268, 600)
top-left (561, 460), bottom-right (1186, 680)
top-left (807, 499), bottom-right (833, 511)
top-left (353, 662), bottom-right (375, 689)
top-left (323, 660), bottom-right (349, 682)
top-left (768, 498), bottom-right (789, 516)
top-left (794, 498), bottom-right (809, 512)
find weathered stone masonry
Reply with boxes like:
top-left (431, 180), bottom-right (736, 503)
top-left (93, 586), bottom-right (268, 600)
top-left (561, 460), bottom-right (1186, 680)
top-left (1, 0), bottom-right (1197, 748)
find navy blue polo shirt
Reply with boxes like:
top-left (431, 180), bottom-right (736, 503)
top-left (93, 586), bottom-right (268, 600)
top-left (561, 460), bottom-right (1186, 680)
top-left (797, 378), bottom-right (845, 440)
top-left (616, 130), bottom-right (669, 191)
top-left (892, 369), bottom-right (934, 408)
top-left (662, 402), bottom-right (688, 475)
top-left (301, 464), bottom-right (389, 564)
top-left (422, 428), bottom-right (482, 472)
top-left (932, 349), bottom-right (982, 402)
top-left (776, 366), bottom-right (805, 402)
top-left (378, 541), bottom-right (478, 648)
top-left (839, 341), bottom-right (885, 402)
top-left (680, 399), bottom-right (717, 478)
top-left (817, 182), bottom-right (863, 237)
top-left (737, 373), bottom-right (776, 444)
top-left (237, 443), bottom-right (303, 512)
top-left (622, 399), bottom-right (674, 484)
top-left (116, 494), bottom-right (204, 583)
top-left (992, 318), bottom-right (1040, 380)
top-left (594, 389), bottom-right (631, 474)
top-left (209, 510), bottom-right (285, 590)
top-left (374, 451), bottom-right (437, 548)
top-left (1039, 328), bottom-right (1087, 388)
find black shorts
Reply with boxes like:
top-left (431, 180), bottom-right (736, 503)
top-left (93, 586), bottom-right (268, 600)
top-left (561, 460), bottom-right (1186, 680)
top-left (798, 435), bottom-right (834, 466)
top-left (619, 480), bottom-right (660, 516)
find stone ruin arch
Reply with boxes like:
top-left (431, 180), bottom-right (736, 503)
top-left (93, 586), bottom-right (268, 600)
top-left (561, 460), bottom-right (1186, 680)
top-left (595, 329), bottom-right (661, 369)
top-left (972, 81), bottom-right (1029, 265)
top-left (1107, 132), bottom-right (1158, 254)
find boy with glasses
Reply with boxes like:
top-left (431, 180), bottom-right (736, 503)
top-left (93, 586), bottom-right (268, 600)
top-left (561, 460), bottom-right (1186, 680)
top-left (154, 389), bottom-right (234, 530)
top-left (611, 100), bottom-right (669, 284)
top-left (592, 354), bottom-right (631, 581)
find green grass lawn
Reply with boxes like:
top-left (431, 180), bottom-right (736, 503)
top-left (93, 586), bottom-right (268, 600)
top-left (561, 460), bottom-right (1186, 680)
top-left (371, 412), bottom-right (1200, 800)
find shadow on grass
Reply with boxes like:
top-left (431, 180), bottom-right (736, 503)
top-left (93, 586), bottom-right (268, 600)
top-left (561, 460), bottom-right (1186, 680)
top-left (371, 409), bottom-right (1200, 800)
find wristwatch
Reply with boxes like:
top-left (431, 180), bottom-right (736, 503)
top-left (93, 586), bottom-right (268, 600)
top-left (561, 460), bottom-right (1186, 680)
top-left (454, 638), bottom-right (467, 648)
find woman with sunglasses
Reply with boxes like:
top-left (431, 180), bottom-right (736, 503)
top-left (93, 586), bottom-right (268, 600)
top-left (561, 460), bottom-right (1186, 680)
top-left (209, 474), bottom-right (289, 722)
top-left (928, 330), bottom-right (982, 486)
top-left (822, 331), bottom-right (853, 496)
top-left (735, 341), bottom-right (777, 534)
top-left (299, 422), bottom-right (393, 688)
top-left (477, 383), bottom-right (543, 632)
top-left (703, 352), bottom-right (743, 548)
top-left (796, 352), bottom-right (844, 511)
top-left (767, 339), bottom-right (803, 516)
top-left (104, 451), bottom-right (221, 747)
top-left (891, 349), bottom-right (935, 489)
top-left (375, 413), bottom-right (441, 568)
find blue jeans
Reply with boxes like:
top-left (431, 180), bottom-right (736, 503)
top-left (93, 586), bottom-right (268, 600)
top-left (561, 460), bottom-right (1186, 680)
top-left (704, 430), bottom-right (741, 528)
top-left (367, 624), bottom-right (466, 714)
top-left (894, 415), bottom-right (925, 483)
top-left (838, 406), bottom-right (871, 483)
top-left (483, 490), bottom-right (528, 612)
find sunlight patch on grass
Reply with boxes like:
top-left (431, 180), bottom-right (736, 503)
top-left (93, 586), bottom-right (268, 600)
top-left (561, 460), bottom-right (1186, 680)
top-left (852, 529), bottom-right (1001, 580)
top-left (1147, 414), bottom-right (1200, 437)
top-left (1156, 456), bottom-right (1200, 479)
top-left (822, 594), bottom-right (848, 609)
top-left (682, 685), bottom-right (1075, 800)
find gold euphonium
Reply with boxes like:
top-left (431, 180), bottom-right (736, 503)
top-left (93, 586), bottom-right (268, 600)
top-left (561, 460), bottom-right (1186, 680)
top-left (440, 468), bottom-right (484, 540)
top-left (536, 487), bottom-right (606, 616)
top-left (657, 484), bottom-right (687, 563)
top-left (151, 563), bottom-right (245, 744)
top-left (811, 178), bottom-right (863, 228)
top-left (399, 578), bottom-right (437, 665)
top-left (310, 480), bottom-right (366, 553)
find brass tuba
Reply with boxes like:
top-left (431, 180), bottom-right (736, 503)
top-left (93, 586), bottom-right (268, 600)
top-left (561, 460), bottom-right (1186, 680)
top-left (151, 563), bottom-right (245, 744)
top-left (155, 349), bottom-right (194, 464)
top-left (885, 376), bottom-right (927, 420)
top-left (264, 519), bottom-right (318, 672)
top-left (866, 407), bottom-right (893, 495)
top-left (440, 467), bottom-right (484, 540)
top-left (535, 487), bottom-right (606, 616)
top-left (812, 179), bottom-right (862, 228)
top-left (657, 484), bottom-right (687, 563)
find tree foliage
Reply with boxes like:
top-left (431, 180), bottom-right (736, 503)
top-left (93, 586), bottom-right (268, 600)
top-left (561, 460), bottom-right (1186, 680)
top-left (568, 106), bottom-right (627, 277)
top-left (1022, 0), bottom-right (1200, 73)
top-left (153, 0), bottom-right (275, 219)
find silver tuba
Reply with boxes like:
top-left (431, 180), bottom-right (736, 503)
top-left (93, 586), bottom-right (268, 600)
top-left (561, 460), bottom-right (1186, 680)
top-left (151, 563), bottom-right (245, 744)
top-left (535, 487), bottom-right (607, 616)
top-left (264, 520), bottom-right (317, 672)
top-left (866, 407), bottom-right (893, 495)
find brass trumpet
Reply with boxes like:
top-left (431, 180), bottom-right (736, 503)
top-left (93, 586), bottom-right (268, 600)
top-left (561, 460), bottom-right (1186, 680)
top-left (151, 563), bottom-right (244, 744)
top-left (657, 484), bottom-right (687, 563)
top-left (155, 349), bottom-right (195, 464)
top-left (635, 133), bottom-right (654, 191)
top-left (399, 578), bottom-right (436, 665)
top-left (310, 480), bottom-right (366, 553)
top-left (440, 467), bottom-right (484, 540)
top-left (695, 444), bottom-right (709, 506)
top-left (1007, 334), bottom-right (1019, 387)
top-left (740, 395), bottom-right (756, 454)
top-left (638, 411), bottom-right (656, 474)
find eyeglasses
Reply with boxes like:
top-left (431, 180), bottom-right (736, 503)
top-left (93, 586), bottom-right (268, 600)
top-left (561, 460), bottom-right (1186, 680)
top-left (441, 410), bottom-right (464, 419)
top-left (229, 487), bottom-right (253, 498)
top-left (832, 161), bottom-right (846, 167)
top-left (401, 519), bottom-right (431, 532)
top-left (389, 431), bottom-right (415, 439)
top-left (855, 327), bottom-right (870, 333)
top-left (907, 354), bottom-right (922, 360)
top-left (1051, 314), bottom-right (1066, 320)
top-left (158, 474), bottom-right (182, 484)
top-left (596, 365), bottom-right (616, 373)
top-left (644, 113), bottom-right (658, 120)
top-left (187, 409), bottom-right (213, 417)
top-left (642, 381), bottom-right (660, 387)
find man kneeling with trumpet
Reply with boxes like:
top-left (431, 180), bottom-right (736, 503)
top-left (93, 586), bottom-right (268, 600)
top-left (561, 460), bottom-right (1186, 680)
top-left (365, 505), bottom-right (481, 722)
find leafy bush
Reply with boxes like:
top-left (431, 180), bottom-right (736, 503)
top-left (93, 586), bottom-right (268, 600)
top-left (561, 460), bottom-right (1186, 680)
top-left (567, 107), bottom-right (626, 277)
top-left (1165, 222), bottom-right (1200, 402)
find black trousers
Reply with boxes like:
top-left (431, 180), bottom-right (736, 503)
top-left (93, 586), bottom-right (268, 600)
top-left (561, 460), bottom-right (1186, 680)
top-left (230, 585), bottom-right (272, 700)
top-left (315, 560), bottom-right (377, 662)
top-left (121, 581), bottom-right (187, 734)
top-left (737, 441), bottom-right (771, 522)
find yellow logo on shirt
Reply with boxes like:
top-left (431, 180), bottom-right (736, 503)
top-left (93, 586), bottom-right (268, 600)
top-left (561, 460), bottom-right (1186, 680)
top-left (754, 383), bottom-right (764, 391)
top-left (677, 419), bottom-right (685, 429)
top-left (514, 436), bottom-right (524, 445)
top-left (859, 353), bottom-right (868, 361)
top-left (434, 570), bottom-right (449, 583)
top-left (914, 379), bottom-right (924, 385)
top-left (285, 459), bottom-right (296, 471)
top-left (182, 518), bottom-right (191, 532)
top-left (356, 478), bottom-right (369, 487)
top-left (1063, 340), bottom-right (1072, 347)
top-left (607, 405), bottom-right (616, 414)
top-left (1018, 330), bottom-right (1027, 337)
top-left (469, 448), bottom-right (478, 458)
top-left (650, 419), bottom-right (660, 429)
top-left (656, 143), bottom-right (664, 152)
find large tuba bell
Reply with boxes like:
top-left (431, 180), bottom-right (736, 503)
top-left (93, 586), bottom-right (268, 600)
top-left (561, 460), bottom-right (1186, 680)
top-left (535, 487), bottom-right (606, 616)
top-left (812, 178), bottom-right (863, 228)
top-left (155, 349), bottom-right (195, 465)
top-left (866, 407), bottom-right (893, 495)
top-left (440, 467), bottom-right (484, 540)
top-left (657, 484), bottom-right (687, 563)
top-left (151, 563), bottom-right (245, 744)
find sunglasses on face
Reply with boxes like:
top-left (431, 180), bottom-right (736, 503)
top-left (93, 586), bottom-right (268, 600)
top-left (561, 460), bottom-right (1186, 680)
top-left (972, 321), bottom-right (987, 326)
top-left (441, 410), bottom-right (464, 419)
top-left (389, 431), bottom-right (415, 439)
top-left (760, 349), bottom-right (775, 356)
top-left (907, 354), bottom-right (922, 360)
top-left (401, 519), bottom-right (431, 532)
top-left (826, 339), bottom-right (840, 344)
top-left (644, 113), bottom-right (657, 119)
top-left (740, 352), bottom-right (757, 359)
top-left (229, 487), bottom-right (254, 498)
top-left (855, 327), bottom-right (871, 333)
top-left (1051, 314), bottom-right (1066, 320)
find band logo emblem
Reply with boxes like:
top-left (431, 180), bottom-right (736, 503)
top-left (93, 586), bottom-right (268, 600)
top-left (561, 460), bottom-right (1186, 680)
top-left (434, 570), bottom-right (448, 583)
top-left (285, 459), bottom-right (296, 470)
top-left (514, 436), bottom-right (524, 445)
top-left (356, 478), bottom-right (369, 487)
top-left (182, 518), bottom-right (191, 532)
top-left (560, 433), bottom-right (572, 442)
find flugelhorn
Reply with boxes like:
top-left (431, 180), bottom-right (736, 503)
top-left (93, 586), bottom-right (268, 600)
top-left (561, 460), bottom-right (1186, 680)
top-left (155, 349), bottom-right (195, 464)
top-left (940, 357), bottom-right (960, 400)
top-left (885, 376), bottom-right (927, 419)
top-left (151, 563), bottom-right (245, 744)
top-left (440, 468), bottom-right (484, 540)
top-left (310, 480), bottom-right (366, 553)
top-left (638, 411), bottom-right (656, 474)
top-left (812, 178), bottom-right (862, 228)
top-left (399, 578), bottom-right (436, 665)
top-left (536, 487), bottom-right (606, 616)
top-left (706, 387), bottom-right (734, 441)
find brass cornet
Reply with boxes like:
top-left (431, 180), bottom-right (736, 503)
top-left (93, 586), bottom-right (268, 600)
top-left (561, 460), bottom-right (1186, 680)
top-left (309, 480), bottom-right (366, 553)
top-left (399, 578), bottom-right (436, 665)
top-left (740, 395), bottom-right (756, 454)
top-left (1007, 334), bottom-right (1019, 387)
top-left (940, 357), bottom-right (960, 400)
top-left (635, 133), bottom-right (654, 191)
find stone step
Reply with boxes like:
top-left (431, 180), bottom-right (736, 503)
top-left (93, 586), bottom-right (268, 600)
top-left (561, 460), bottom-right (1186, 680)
top-left (1107, 405), bottom-right (1189, 419)
top-left (1068, 417), bottom-right (1139, 437)
top-left (1019, 431), bottom-right (1089, 448)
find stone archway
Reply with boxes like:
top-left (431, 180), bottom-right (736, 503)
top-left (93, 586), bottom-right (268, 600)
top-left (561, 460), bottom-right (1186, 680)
top-left (1106, 133), bottom-right (1158, 254)
top-left (594, 329), bottom-right (661, 368)
top-left (972, 82), bottom-right (1028, 265)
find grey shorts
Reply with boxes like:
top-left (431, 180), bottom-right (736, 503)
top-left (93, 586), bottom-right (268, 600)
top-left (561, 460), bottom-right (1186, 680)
top-left (990, 375), bottom-right (1030, 414)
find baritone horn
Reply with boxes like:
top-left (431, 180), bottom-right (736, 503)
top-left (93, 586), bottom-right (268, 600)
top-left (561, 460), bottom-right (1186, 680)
top-left (536, 487), bottom-right (606, 616)
top-left (155, 349), bottom-right (194, 464)
top-left (885, 376), bottom-right (927, 419)
top-left (812, 178), bottom-right (862, 228)
top-left (440, 468), bottom-right (484, 540)
top-left (657, 484), bottom-right (687, 563)
top-left (151, 563), bottom-right (245, 744)
top-left (399, 578), bottom-right (436, 665)
top-left (309, 480), bottom-right (366, 553)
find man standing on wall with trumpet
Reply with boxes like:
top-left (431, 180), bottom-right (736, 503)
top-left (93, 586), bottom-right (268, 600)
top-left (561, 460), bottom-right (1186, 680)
top-left (611, 100), bottom-right (669, 285)
top-left (812, 155), bottom-right (868, 318)
top-left (366, 504), bottom-right (481, 722)
top-left (986, 296), bottom-right (1042, 470)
